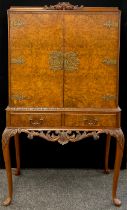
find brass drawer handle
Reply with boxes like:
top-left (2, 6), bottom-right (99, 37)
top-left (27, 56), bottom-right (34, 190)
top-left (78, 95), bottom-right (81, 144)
top-left (83, 118), bottom-right (98, 126)
top-left (29, 119), bottom-right (44, 126)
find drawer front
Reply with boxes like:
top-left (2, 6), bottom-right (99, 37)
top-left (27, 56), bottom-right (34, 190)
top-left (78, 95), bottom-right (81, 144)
top-left (64, 113), bottom-right (119, 128)
top-left (9, 113), bottom-right (61, 127)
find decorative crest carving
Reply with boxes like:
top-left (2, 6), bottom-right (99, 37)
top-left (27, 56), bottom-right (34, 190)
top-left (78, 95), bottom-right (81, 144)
top-left (43, 2), bottom-right (84, 10)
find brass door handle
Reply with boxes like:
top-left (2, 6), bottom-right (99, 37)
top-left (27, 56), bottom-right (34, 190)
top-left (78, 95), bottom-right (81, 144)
top-left (29, 119), bottom-right (44, 126)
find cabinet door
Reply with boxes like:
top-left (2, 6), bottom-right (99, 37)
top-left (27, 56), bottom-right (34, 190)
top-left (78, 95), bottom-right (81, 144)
top-left (9, 12), bottom-right (64, 107)
top-left (63, 12), bottom-right (120, 108)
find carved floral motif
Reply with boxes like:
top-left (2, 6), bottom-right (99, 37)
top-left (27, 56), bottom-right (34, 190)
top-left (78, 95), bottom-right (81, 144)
top-left (1, 127), bottom-right (125, 207)
top-left (43, 2), bottom-right (84, 10)
top-left (2, 128), bottom-right (124, 150)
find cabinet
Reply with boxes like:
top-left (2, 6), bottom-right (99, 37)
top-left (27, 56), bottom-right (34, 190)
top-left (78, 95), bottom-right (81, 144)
top-left (2, 3), bottom-right (124, 206)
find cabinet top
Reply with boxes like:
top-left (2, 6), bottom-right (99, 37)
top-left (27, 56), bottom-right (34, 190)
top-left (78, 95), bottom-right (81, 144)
top-left (8, 2), bottom-right (120, 13)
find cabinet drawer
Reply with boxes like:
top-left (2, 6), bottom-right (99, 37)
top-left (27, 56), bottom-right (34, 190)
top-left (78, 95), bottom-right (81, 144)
top-left (9, 113), bottom-right (61, 128)
top-left (64, 113), bottom-right (118, 128)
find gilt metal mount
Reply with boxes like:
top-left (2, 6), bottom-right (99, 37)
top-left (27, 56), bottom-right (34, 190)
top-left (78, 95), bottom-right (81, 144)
top-left (104, 20), bottom-right (118, 28)
top-left (49, 51), bottom-right (79, 71)
top-left (102, 58), bottom-right (117, 65)
top-left (10, 19), bottom-right (25, 27)
top-left (11, 57), bottom-right (25, 64)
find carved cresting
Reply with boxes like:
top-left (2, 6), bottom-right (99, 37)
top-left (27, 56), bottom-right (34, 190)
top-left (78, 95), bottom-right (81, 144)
top-left (49, 51), bottom-right (80, 71)
top-left (43, 2), bottom-right (84, 10)
top-left (2, 128), bottom-right (124, 149)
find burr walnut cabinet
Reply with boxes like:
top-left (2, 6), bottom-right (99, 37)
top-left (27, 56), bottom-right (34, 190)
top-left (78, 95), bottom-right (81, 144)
top-left (2, 3), bottom-right (124, 206)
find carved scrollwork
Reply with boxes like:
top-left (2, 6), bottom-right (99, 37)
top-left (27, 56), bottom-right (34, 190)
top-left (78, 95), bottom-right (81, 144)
top-left (43, 2), bottom-right (84, 10)
top-left (99, 129), bottom-right (125, 151)
top-left (2, 128), bottom-right (18, 150)
top-left (2, 128), bottom-right (124, 150)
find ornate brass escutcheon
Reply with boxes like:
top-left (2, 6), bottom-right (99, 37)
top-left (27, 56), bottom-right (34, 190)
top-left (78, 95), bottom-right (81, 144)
top-left (64, 52), bottom-right (80, 71)
top-left (49, 51), bottom-right (79, 71)
top-left (49, 51), bottom-right (63, 70)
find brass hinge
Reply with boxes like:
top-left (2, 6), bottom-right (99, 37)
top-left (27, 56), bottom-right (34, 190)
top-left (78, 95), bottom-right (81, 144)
top-left (10, 19), bottom-right (25, 27)
top-left (102, 95), bottom-right (116, 101)
top-left (104, 20), bottom-right (118, 28)
top-left (11, 57), bottom-right (25, 64)
top-left (11, 95), bottom-right (31, 101)
top-left (102, 58), bottom-right (117, 65)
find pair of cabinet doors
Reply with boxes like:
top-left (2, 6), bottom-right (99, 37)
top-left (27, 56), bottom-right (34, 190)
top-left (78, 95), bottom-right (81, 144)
top-left (9, 11), bottom-right (120, 108)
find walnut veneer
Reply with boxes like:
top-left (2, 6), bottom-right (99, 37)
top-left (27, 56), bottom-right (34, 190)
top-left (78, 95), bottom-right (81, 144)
top-left (2, 3), bottom-right (124, 206)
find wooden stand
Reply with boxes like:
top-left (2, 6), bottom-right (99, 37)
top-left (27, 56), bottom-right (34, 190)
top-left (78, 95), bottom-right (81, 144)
top-left (2, 128), bottom-right (124, 206)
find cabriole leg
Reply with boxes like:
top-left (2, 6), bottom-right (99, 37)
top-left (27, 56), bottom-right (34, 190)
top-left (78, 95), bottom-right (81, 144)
top-left (2, 128), bottom-right (13, 206)
top-left (112, 129), bottom-right (124, 207)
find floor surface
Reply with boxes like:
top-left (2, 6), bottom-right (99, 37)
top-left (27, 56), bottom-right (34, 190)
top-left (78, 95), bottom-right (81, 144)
top-left (0, 169), bottom-right (127, 210)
